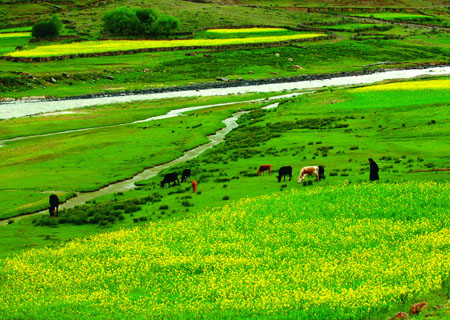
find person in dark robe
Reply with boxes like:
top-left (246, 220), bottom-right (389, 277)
top-left (369, 158), bottom-right (379, 181)
top-left (49, 194), bottom-right (59, 217)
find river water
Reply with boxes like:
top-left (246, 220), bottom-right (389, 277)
top-left (1, 66), bottom-right (449, 119)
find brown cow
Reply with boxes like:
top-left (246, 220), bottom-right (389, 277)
top-left (257, 165), bottom-right (272, 176)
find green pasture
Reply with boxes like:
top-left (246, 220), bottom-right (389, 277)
top-left (0, 93), bottom-right (279, 219)
top-left (350, 12), bottom-right (435, 21)
top-left (0, 76), bottom-right (449, 318)
top-left (0, 34), bottom-right (30, 55)
top-left (0, 26), bottom-right (32, 33)
top-left (1, 77), bottom-right (449, 256)
top-left (194, 28), bottom-right (302, 39)
top-left (192, 0), bottom-right (450, 7)
top-left (320, 23), bottom-right (388, 31)
top-left (1, 35), bottom-right (450, 99)
top-left (0, 93), bottom-right (271, 140)
top-left (1, 182), bottom-right (450, 319)
top-left (0, 0), bottom-right (325, 38)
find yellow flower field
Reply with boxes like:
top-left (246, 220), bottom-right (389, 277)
top-left (0, 32), bottom-right (31, 38)
top-left (353, 79), bottom-right (450, 92)
top-left (3, 33), bottom-right (326, 58)
top-left (0, 182), bottom-right (449, 319)
top-left (205, 27), bottom-right (287, 33)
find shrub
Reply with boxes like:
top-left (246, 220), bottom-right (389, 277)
top-left (103, 7), bottom-right (179, 37)
top-left (159, 205), bottom-right (169, 210)
top-left (135, 8), bottom-right (159, 34)
top-left (182, 200), bottom-right (193, 207)
top-left (124, 204), bottom-right (141, 213)
top-left (222, 195), bottom-right (230, 201)
top-left (32, 14), bottom-right (63, 39)
top-left (103, 7), bottom-right (142, 36)
top-left (153, 15), bottom-right (180, 36)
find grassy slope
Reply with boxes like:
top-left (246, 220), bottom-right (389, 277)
top-left (0, 93), bottom-right (276, 219)
top-left (1, 0), bottom-right (449, 99)
top-left (1, 182), bottom-right (450, 319)
top-left (1, 77), bottom-right (449, 254)
top-left (1, 34), bottom-right (449, 99)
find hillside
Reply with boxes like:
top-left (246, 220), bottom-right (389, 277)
top-left (1, 182), bottom-right (449, 319)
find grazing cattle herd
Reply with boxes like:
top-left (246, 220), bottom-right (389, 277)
top-left (159, 164), bottom-right (325, 190)
top-left (49, 163), bottom-right (331, 215)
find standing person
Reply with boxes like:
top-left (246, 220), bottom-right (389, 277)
top-left (369, 158), bottom-right (379, 181)
top-left (49, 194), bottom-right (60, 217)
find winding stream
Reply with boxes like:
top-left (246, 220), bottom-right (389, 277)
top-left (1, 66), bottom-right (449, 119)
top-left (0, 110), bottom-right (249, 225)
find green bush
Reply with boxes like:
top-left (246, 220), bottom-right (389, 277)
top-left (32, 14), bottom-right (63, 39)
top-left (135, 8), bottom-right (159, 34)
top-left (102, 7), bottom-right (179, 37)
top-left (102, 7), bottom-right (142, 36)
top-left (152, 15), bottom-right (180, 36)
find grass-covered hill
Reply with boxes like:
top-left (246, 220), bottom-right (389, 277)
top-left (1, 181), bottom-right (449, 319)
top-left (1, 0), bottom-right (449, 99)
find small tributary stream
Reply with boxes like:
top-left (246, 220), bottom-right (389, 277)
top-left (0, 93), bottom-right (301, 225)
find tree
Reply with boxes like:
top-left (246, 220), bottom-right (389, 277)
top-left (32, 14), bottom-right (63, 39)
top-left (153, 15), bottom-right (180, 36)
top-left (102, 7), bottom-right (142, 36)
top-left (135, 8), bottom-right (159, 35)
top-left (102, 7), bottom-right (180, 37)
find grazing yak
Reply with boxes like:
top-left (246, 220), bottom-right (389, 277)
top-left (49, 194), bottom-right (59, 217)
top-left (181, 168), bottom-right (191, 183)
top-left (257, 164), bottom-right (272, 176)
top-left (160, 173), bottom-right (180, 188)
top-left (298, 166), bottom-right (325, 183)
top-left (277, 166), bottom-right (293, 182)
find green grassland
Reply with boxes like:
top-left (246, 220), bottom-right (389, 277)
top-left (1, 182), bottom-right (450, 319)
top-left (349, 12), bottom-right (436, 21)
top-left (197, 0), bottom-right (450, 7)
top-left (1, 1), bottom-right (450, 318)
top-left (1, 34), bottom-right (449, 99)
top-left (0, 93), bottom-right (278, 219)
top-left (1, 0), bottom-right (449, 99)
top-left (2, 77), bottom-right (449, 253)
top-left (0, 77), bottom-right (448, 319)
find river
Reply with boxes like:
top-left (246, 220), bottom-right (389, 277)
top-left (1, 66), bottom-right (449, 119)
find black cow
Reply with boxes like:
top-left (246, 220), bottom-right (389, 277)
top-left (181, 168), bottom-right (191, 183)
top-left (49, 194), bottom-right (59, 217)
top-left (160, 173), bottom-right (180, 188)
top-left (277, 166), bottom-right (293, 182)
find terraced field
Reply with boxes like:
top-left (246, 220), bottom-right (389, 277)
top-left (3, 32), bottom-right (326, 59)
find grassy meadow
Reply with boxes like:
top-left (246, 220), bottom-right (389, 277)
top-left (2, 76), bottom-right (449, 253)
top-left (1, 0), bottom-right (450, 99)
top-left (1, 0), bottom-right (450, 318)
top-left (1, 182), bottom-right (450, 319)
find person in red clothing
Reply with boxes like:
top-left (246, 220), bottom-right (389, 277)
top-left (191, 180), bottom-right (198, 193)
